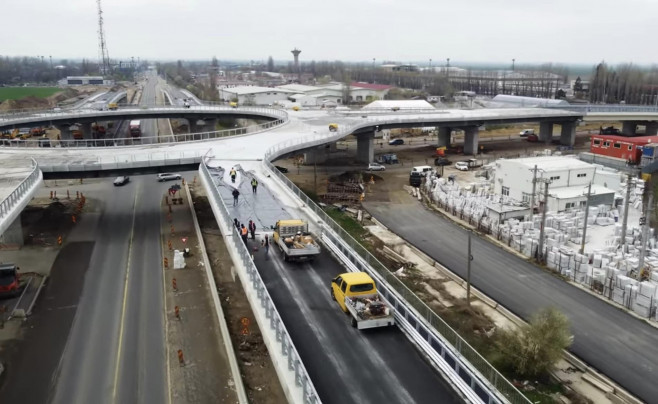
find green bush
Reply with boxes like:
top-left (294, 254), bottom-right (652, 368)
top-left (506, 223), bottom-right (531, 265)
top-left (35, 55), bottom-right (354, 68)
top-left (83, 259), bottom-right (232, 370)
top-left (497, 307), bottom-right (572, 378)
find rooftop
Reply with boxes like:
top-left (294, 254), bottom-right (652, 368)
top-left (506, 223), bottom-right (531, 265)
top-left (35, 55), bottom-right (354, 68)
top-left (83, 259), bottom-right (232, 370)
top-left (591, 134), bottom-right (658, 144)
top-left (550, 184), bottom-right (615, 199)
top-left (362, 100), bottom-right (435, 110)
top-left (504, 155), bottom-right (593, 171)
top-left (276, 84), bottom-right (319, 93)
top-left (350, 82), bottom-right (392, 91)
top-left (221, 86), bottom-right (295, 95)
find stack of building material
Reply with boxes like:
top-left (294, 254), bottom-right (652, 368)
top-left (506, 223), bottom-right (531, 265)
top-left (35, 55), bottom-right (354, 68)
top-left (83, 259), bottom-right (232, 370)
top-left (632, 282), bottom-right (656, 317)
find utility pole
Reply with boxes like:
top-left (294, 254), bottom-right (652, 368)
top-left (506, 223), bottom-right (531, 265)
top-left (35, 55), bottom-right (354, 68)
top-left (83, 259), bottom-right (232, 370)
top-left (537, 179), bottom-right (551, 262)
top-left (620, 171), bottom-right (634, 253)
top-left (529, 165), bottom-right (538, 222)
top-left (638, 190), bottom-right (653, 274)
top-left (466, 231), bottom-right (473, 306)
top-left (580, 182), bottom-right (592, 255)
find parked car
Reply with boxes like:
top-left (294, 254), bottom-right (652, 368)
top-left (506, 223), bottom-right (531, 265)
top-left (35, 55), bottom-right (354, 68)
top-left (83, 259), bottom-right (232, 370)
top-left (367, 163), bottom-right (386, 171)
top-left (157, 173), bottom-right (181, 182)
top-left (275, 165), bottom-right (289, 173)
top-left (434, 157), bottom-right (452, 166)
top-left (113, 176), bottom-right (130, 186)
top-left (454, 162), bottom-right (469, 171)
top-left (388, 138), bottom-right (404, 146)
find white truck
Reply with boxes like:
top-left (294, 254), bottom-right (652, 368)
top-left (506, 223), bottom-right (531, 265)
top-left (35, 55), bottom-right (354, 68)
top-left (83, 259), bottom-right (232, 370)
top-left (272, 219), bottom-right (321, 262)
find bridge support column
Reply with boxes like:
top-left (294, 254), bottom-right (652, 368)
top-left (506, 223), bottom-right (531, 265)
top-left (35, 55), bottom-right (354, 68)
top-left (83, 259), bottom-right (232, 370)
top-left (644, 121), bottom-right (658, 136)
top-left (304, 147), bottom-right (328, 164)
top-left (81, 122), bottom-right (92, 140)
top-left (437, 127), bottom-right (451, 147)
top-left (356, 132), bottom-right (375, 163)
top-left (463, 126), bottom-right (479, 155)
top-left (560, 121), bottom-right (577, 146)
top-left (55, 124), bottom-right (72, 140)
top-left (622, 121), bottom-right (637, 136)
top-left (328, 142), bottom-right (338, 152)
top-left (539, 122), bottom-right (553, 144)
top-left (0, 216), bottom-right (23, 247)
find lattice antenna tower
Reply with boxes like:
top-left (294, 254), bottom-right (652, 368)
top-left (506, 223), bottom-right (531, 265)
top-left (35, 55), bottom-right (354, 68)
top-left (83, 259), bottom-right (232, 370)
top-left (97, 0), bottom-right (111, 75)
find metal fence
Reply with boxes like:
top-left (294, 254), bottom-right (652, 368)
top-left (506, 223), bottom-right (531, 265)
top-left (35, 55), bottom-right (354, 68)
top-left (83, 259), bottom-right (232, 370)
top-left (548, 104), bottom-right (658, 113)
top-left (0, 118), bottom-right (287, 149)
top-left (0, 104), bottom-right (289, 122)
top-left (263, 138), bottom-right (529, 404)
top-left (199, 162), bottom-right (320, 404)
top-left (0, 159), bottom-right (41, 221)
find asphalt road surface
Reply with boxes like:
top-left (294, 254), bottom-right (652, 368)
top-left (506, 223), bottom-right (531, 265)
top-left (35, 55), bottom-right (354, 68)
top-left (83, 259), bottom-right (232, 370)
top-left (0, 242), bottom-right (94, 404)
top-left (364, 198), bottom-right (658, 403)
top-left (51, 175), bottom-right (166, 404)
top-left (251, 241), bottom-right (460, 404)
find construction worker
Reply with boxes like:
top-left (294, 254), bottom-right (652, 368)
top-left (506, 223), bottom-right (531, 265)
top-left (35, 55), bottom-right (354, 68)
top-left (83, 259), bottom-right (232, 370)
top-left (234, 218), bottom-right (240, 230)
top-left (230, 167), bottom-right (237, 183)
top-left (248, 220), bottom-right (256, 240)
top-left (251, 177), bottom-right (258, 194)
top-left (263, 234), bottom-right (270, 256)
top-left (240, 224), bottom-right (248, 245)
top-left (232, 188), bottom-right (240, 206)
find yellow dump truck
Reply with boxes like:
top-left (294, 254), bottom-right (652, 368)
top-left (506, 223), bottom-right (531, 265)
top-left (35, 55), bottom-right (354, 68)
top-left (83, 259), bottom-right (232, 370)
top-left (331, 272), bottom-right (395, 329)
top-left (272, 219), bottom-right (320, 262)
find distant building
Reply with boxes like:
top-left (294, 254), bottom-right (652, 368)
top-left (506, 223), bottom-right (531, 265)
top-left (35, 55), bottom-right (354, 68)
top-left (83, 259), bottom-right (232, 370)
top-left (60, 76), bottom-right (113, 86)
top-left (218, 86), bottom-right (295, 105)
top-left (589, 134), bottom-right (658, 165)
top-left (362, 100), bottom-right (435, 110)
top-left (495, 156), bottom-right (616, 212)
top-left (489, 94), bottom-right (569, 108)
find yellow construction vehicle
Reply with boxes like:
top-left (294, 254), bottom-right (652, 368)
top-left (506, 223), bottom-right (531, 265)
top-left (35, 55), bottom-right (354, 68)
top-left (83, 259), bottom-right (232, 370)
top-left (328, 123), bottom-right (338, 132)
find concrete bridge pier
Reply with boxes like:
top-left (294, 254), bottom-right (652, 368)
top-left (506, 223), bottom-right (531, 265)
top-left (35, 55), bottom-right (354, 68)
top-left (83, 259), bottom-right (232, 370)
top-left (81, 123), bottom-right (92, 140)
top-left (539, 122), bottom-right (553, 144)
top-left (55, 124), bottom-right (72, 141)
top-left (304, 146), bottom-right (329, 164)
top-left (644, 121), bottom-right (658, 135)
top-left (0, 216), bottom-right (23, 247)
top-left (437, 127), bottom-right (451, 147)
top-left (622, 121), bottom-right (637, 136)
top-left (357, 132), bottom-right (375, 163)
top-left (463, 126), bottom-right (479, 155)
top-left (560, 122), bottom-right (577, 145)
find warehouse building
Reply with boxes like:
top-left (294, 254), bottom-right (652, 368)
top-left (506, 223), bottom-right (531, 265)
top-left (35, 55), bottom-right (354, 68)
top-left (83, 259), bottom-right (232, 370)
top-left (494, 156), bottom-right (617, 212)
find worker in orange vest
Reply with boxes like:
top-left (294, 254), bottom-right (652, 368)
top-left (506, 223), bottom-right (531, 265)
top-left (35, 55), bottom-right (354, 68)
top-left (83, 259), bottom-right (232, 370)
top-left (240, 224), bottom-right (248, 245)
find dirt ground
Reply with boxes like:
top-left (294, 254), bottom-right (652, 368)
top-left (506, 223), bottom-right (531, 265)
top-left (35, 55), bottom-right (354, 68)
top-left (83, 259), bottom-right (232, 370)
top-left (190, 187), bottom-right (287, 404)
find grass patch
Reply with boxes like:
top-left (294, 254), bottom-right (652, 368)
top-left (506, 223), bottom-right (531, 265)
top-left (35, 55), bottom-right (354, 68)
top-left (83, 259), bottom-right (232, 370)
top-left (0, 87), bottom-right (60, 101)
top-left (323, 207), bottom-right (368, 240)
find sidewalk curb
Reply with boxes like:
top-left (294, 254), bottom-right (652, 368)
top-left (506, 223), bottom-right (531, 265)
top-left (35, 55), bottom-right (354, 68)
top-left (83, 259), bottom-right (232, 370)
top-left (185, 183), bottom-right (249, 404)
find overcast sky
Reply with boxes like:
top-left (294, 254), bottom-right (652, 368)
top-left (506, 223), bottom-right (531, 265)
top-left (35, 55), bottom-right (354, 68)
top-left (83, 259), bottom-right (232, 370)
top-left (4, 0), bottom-right (657, 66)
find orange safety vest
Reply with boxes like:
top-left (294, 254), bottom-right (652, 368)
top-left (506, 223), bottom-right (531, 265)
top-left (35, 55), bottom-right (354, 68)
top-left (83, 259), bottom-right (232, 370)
top-left (241, 227), bottom-right (248, 236)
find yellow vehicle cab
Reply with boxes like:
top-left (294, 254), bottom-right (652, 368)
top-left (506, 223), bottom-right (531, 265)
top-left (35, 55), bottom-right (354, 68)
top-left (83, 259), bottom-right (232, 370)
top-left (328, 123), bottom-right (338, 132)
top-left (331, 272), bottom-right (377, 312)
top-left (292, 106), bottom-right (300, 111)
top-left (108, 102), bottom-right (118, 110)
top-left (229, 102), bottom-right (238, 108)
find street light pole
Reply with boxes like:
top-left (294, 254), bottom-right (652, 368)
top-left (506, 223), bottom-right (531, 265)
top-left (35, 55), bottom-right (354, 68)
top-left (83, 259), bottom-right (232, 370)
top-left (638, 190), bottom-right (653, 274)
top-left (529, 165), bottom-right (538, 222)
top-left (467, 231), bottom-right (473, 306)
top-left (538, 179), bottom-right (552, 262)
top-left (580, 182), bottom-right (592, 254)
top-left (620, 171), bottom-right (634, 253)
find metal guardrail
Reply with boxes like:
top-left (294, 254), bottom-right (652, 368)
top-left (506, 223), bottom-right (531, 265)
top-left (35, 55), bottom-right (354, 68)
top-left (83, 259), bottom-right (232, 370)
top-left (0, 159), bottom-right (41, 220)
top-left (263, 131), bottom-right (529, 404)
top-left (0, 105), bottom-right (288, 122)
top-left (199, 162), bottom-right (320, 404)
top-left (0, 118), bottom-right (287, 149)
top-left (37, 150), bottom-right (204, 172)
top-left (548, 104), bottom-right (658, 113)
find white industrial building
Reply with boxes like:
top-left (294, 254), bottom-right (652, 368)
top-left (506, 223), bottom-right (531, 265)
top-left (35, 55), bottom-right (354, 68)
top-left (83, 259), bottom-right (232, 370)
top-left (494, 156), bottom-right (617, 212)
top-left (218, 86), bottom-right (295, 105)
top-left (362, 99), bottom-right (435, 110)
top-left (60, 76), bottom-right (113, 86)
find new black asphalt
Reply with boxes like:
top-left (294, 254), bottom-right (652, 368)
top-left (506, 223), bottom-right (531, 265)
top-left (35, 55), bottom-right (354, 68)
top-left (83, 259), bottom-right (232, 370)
top-left (365, 198), bottom-right (658, 403)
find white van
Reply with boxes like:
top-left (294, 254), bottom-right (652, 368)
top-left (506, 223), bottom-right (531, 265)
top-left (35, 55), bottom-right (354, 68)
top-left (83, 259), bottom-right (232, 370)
top-left (411, 165), bottom-right (433, 174)
top-left (519, 129), bottom-right (535, 137)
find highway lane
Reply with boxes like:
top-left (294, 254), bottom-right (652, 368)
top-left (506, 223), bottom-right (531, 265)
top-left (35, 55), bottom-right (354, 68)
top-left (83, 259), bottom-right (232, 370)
top-left (217, 171), bottom-right (460, 403)
top-left (364, 198), bottom-right (658, 403)
top-left (51, 175), bottom-right (167, 404)
top-left (252, 244), bottom-right (461, 404)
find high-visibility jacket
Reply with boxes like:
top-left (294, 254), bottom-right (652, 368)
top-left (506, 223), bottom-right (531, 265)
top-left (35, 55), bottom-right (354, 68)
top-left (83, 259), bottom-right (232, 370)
top-left (241, 227), bottom-right (248, 236)
top-left (251, 179), bottom-right (258, 186)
